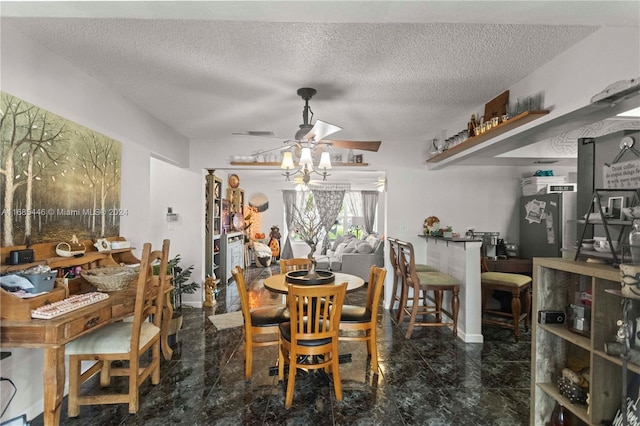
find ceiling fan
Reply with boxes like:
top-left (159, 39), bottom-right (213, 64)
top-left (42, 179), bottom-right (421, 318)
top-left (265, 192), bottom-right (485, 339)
top-left (234, 87), bottom-right (382, 156)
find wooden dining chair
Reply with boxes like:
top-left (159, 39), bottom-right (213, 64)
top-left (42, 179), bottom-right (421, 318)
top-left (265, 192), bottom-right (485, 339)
top-left (66, 239), bottom-right (169, 416)
top-left (397, 240), bottom-right (460, 338)
top-left (339, 266), bottom-right (386, 373)
top-left (231, 266), bottom-right (289, 381)
top-left (279, 282), bottom-right (347, 409)
top-left (279, 257), bottom-right (312, 273)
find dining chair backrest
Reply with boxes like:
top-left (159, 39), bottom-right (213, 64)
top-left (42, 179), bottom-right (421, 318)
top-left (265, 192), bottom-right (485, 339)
top-left (280, 257), bottom-right (312, 274)
top-left (132, 239), bottom-right (170, 351)
top-left (287, 282), bottom-right (346, 341)
top-left (388, 238), bottom-right (402, 280)
top-left (397, 240), bottom-right (418, 289)
top-left (365, 266), bottom-right (387, 319)
top-left (232, 266), bottom-right (252, 326)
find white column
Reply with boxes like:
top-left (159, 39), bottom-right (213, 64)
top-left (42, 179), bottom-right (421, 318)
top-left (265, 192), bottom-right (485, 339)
top-left (424, 236), bottom-right (483, 343)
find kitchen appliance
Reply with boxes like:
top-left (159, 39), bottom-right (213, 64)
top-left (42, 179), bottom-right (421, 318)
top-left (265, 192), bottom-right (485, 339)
top-left (520, 192), bottom-right (577, 259)
top-left (470, 231), bottom-right (501, 259)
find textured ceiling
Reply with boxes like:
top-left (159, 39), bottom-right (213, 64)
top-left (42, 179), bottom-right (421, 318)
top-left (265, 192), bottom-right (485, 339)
top-left (2, 1), bottom-right (639, 170)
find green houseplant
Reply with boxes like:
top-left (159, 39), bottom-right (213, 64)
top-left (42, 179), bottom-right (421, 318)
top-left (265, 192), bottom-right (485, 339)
top-left (163, 255), bottom-right (200, 345)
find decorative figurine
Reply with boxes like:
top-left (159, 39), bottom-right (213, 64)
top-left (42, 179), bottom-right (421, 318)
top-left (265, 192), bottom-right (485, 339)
top-left (269, 225), bottom-right (281, 260)
top-left (203, 274), bottom-right (217, 308)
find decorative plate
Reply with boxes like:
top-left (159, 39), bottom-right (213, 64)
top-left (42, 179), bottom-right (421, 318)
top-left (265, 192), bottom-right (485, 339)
top-left (232, 213), bottom-right (242, 229)
top-left (229, 174), bottom-right (240, 188)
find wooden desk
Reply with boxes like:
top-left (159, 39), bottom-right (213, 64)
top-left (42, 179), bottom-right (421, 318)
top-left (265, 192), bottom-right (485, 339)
top-left (0, 281), bottom-right (173, 426)
top-left (264, 272), bottom-right (365, 294)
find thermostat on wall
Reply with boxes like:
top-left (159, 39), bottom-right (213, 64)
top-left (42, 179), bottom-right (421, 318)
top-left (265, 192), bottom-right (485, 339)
top-left (547, 183), bottom-right (577, 193)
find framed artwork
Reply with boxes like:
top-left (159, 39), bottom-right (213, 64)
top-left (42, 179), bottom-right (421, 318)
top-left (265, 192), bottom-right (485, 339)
top-left (608, 196), bottom-right (625, 220)
top-left (0, 91), bottom-right (122, 247)
top-left (354, 154), bottom-right (363, 163)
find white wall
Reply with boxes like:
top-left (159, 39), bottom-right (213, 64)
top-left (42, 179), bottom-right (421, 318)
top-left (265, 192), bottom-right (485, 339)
top-left (150, 158), bottom-right (204, 307)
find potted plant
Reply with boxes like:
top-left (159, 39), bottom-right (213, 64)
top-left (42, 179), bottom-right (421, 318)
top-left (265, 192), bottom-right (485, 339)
top-left (166, 255), bottom-right (200, 345)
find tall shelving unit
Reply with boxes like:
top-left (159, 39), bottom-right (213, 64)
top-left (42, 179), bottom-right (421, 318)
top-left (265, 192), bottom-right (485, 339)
top-left (205, 170), bottom-right (222, 289)
top-left (226, 187), bottom-right (245, 230)
top-left (531, 258), bottom-right (639, 425)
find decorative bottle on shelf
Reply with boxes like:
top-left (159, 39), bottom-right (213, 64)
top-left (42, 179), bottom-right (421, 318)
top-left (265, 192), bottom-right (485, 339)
top-left (550, 403), bottom-right (572, 426)
top-left (630, 219), bottom-right (640, 263)
top-left (468, 114), bottom-right (477, 137)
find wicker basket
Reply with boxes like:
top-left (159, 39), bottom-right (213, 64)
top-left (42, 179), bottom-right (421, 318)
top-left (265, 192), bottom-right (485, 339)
top-left (56, 241), bottom-right (86, 257)
top-left (81, 267), bottom-right (138, 292)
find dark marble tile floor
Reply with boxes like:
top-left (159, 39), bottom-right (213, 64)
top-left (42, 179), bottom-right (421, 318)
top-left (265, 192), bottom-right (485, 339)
top-left (31, 265), bottom-right (531, 425)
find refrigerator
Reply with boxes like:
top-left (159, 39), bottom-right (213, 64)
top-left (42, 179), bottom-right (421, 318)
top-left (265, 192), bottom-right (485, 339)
top-left (520, 192), bottom-right (577, 259)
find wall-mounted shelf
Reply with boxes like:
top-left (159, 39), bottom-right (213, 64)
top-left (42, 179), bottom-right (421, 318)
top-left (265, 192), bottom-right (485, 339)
top-left (229, 161), bottom-right (369, 167)
top-left (426, 110), bottom-right (550, 163)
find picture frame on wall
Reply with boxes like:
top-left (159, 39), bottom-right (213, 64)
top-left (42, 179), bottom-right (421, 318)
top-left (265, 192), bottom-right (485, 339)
top-left (608, 196), bottom-right (625, 220)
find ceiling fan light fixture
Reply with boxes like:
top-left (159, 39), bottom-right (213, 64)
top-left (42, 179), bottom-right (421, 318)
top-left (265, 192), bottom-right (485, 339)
top-left (281, 151), bottom-right (295, 170)
top-left (299, 147), bottom-right (313, 166)
top-left (318, 152), bottom-right (332, 170)
top-left (280, 146), bottom-right (332, 184)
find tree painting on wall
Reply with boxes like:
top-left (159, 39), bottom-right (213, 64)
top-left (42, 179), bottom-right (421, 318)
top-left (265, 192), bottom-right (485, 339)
top-left (0, 91), bottom-right (122, 247)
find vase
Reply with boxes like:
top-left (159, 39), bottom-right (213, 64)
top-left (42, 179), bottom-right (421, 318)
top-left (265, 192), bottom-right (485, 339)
top-left (550, 403), bottom-right (572, 426)
top-left (306, 240), bottom-right (319, 278)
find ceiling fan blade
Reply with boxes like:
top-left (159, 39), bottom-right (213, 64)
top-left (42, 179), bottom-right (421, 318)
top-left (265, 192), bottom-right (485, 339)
top-left (303, 120), bottom-right (342, 142)
top-left (322, 139), bottom-right (382, 152)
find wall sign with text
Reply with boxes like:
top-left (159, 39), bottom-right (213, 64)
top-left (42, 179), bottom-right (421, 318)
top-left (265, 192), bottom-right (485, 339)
top-left (604, 159), bottom-right (640, 189)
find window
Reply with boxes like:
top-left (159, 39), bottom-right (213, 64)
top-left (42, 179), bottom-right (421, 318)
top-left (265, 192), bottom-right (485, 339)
top-left (328, 192), bottom-right (373, 240)
top-left (289, 190), bottom-right (376, 243)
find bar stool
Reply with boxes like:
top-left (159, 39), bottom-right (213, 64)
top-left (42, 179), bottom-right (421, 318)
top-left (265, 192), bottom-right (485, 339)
top-left (480, 257), bottom-right (531, 342)
top-left (397, 240), bottom-right (459, 338)
top-left (389, 238), bottom-right (438, 323)
top-left (387, 238), bottom-right (403, 319)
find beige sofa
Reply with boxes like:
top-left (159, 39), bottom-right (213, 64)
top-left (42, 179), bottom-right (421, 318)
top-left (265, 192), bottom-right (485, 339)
top-left (315, 234), bottom-right (384, 282)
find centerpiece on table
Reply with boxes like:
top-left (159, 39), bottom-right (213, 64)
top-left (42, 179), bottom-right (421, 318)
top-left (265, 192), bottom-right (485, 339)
top-left (288, 205), bottom-right (334, 284)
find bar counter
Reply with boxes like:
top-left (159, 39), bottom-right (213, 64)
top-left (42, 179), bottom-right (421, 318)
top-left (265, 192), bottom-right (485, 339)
top-left (419, 235), bottom-right (483, 343)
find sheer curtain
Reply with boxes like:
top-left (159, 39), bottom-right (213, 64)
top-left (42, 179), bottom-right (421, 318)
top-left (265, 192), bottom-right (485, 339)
top-left (312, 185), bottom-right (347, 254)
top-left (280, 190), bottom-right (297, 259)
top-left (361, 190), bottom-right (379, 234)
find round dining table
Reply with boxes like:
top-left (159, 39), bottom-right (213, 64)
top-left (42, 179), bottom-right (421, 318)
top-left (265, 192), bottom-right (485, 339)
top-left (264, 271), bottom-right (365, 294)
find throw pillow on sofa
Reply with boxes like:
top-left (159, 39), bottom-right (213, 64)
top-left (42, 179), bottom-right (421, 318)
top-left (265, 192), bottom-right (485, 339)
top-left (355, 241), bottom-right (374, 254)
top-left (365, 234), bottom-right (380, 249)
top-left (333, 242), bottom-right (349, 257)
top-left (343, 239), bottom-right (358, 253)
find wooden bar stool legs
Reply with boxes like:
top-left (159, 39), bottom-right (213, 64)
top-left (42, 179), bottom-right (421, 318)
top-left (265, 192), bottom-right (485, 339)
top-left (481, 271), bottom-right (532, 342)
